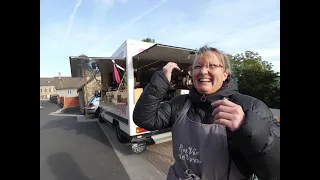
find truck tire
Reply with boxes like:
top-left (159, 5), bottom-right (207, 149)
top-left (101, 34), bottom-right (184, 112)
top-left (132, 143), bottom-right (147, 153)
top-left (95, 108), bottom-right (100, 118)
top-left (116, 123), bottom-right (128, 143)
top-left (98, 113), bottom-right (105, 123)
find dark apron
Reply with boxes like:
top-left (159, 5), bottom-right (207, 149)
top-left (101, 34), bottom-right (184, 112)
top-left (167, 99), bottom-right (249, 180)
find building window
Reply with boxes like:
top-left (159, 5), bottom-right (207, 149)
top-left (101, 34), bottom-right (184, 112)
top-left (40, 89), bottom-right (42, 93)
top-left (44, 89), bottom-right (47, 92)
top-left (67, 89), bottom-right (72, 94)
top-left (49, 88), bottom-right (52, 92)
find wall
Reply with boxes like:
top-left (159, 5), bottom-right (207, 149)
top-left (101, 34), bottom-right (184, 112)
top-left (56, 89), bottom-right (78, 97)
top-left (40, 85), bottom-right (56, 99)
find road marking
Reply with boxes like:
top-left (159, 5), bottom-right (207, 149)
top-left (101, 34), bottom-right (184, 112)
top-left (53, 108), bottom-right (65, 113)
top-left (48, 112), bottom-right (79, 117)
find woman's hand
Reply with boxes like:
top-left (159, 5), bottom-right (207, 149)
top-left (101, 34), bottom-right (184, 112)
top-left (211, 98), bottom-right (245, 131)
top-left (162, 62), bottom-right (181, 82)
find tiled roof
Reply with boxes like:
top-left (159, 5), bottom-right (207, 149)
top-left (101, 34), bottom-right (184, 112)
top-left (40, 78), bottom-right (55, 86)
top-left (40, 76), bottom-right (86, 90)
top-left (53, 77), bottom-right (87, 90)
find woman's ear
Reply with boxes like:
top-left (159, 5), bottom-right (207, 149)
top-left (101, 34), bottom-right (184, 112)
top-left (227, 74), bottom-right (230, 81)
top-left (223, 71), bottom-right (229, 81)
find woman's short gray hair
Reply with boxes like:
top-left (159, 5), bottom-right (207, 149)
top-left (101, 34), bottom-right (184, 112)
top-left (192, 46), bottom-right (232, 75)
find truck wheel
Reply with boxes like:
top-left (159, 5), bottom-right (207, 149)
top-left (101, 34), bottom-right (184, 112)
top-left (98, 113), bottom-right (105, 123)
top-left (132, 143), bottom-right (147, 153)
top-left (94, 108), bottom-right (100, 118)
top-left (116, 124), bottom-right (128, 143)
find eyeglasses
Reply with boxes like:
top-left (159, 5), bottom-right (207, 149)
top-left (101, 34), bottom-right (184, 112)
top-left (193, 64), bottom-right (224, 71)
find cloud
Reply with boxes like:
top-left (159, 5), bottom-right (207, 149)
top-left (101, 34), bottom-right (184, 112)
top-left (97, 0), bottom-right (115, 7)
top-left (41, 0), bottom-right (168, 77)
top-left (257, 48), bottom-right (280, 59)
top-left (40, 0), bottom-right (280, 77)
top-left (86, 0), bottom-right (167, 55)
top-left (151, 0), bottom-right (279, 71)
top-left (117, 0), bottom-right (129, 3)
top-left (46, 0), bottom-right (167, 57)
top-left (96, 0), bottom-right (129, 7)
top-left (156, 1), bottom-right (279, 46)
top-left (257, 48), bottom-right (280, 72)
top-left (115, 0), bottom-right (167, 35)
top-left (61, 0), bottom-right (83, 52)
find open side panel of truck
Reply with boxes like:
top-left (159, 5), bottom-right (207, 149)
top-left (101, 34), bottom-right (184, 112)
top-left (95, 58), bottom-right (126, 92)
top-left (133, 43), bottom-right (197, 64)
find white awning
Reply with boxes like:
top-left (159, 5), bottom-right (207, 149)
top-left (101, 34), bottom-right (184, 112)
top-left (133, 44), bottom-right (197, 64)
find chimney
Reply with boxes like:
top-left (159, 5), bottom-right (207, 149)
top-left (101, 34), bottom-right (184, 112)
top-left (60, 80), bottom-right (63, 88)
top-left (58, 72), bottom-right (63, 88)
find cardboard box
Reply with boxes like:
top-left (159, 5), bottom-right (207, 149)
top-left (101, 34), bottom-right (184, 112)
top-left (134, 88), bottom-right (143, 104)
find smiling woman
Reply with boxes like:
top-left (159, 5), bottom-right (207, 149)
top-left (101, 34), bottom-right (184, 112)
top-left (133, 45), bottom-right (280, 180)
top-left (191, 46), bottom-right (231, 96)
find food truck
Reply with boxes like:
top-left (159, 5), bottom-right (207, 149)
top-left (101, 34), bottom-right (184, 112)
top-left (76, 39), bottom-right (197, 153)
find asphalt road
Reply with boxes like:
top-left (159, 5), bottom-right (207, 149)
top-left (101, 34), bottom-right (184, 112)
top-left (40, 101), bottom-right (130, 180)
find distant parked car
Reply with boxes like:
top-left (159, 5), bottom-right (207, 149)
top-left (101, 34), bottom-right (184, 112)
top-left (49, 94), bottom-right (59, 103)
top-left (84, 96), bottom-right (100, 117)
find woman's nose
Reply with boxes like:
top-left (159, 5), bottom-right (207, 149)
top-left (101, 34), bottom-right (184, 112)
top-left (200, 66), bottom-right (209, 74)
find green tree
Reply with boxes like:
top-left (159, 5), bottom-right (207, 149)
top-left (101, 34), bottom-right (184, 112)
top-left (229, 51), bottom-right (280, 109)
top-left (142, 38), bottom-right (155, 43)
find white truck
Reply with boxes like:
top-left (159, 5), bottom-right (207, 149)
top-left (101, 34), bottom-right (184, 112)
top-left (72, 39), bottom-right (196, 153)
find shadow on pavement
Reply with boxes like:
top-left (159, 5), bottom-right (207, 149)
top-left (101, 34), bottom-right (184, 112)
top-left (59, 106), bottom-right (82, 115)
top-left (41, 101), bottom-right (138, 156)
top-left (41, 101), bottom-right (61, 113)
top-left (40, 101), bottom-right (82, 115)
top-left (47, 152), bottom-right (89, 180)
top-left (41, 101), bottom-right (131, 180)
top-left (41, 110), bottom-right (135, 157)
top-left (41, 117), bottom-right (114, 150)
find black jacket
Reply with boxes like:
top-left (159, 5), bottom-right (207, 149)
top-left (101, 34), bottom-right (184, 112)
top-left (133, 71), bottom-right (280, 180)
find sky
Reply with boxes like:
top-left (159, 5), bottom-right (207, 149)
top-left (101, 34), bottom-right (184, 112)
top-left (40, 0), bottom-right (280, 77)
